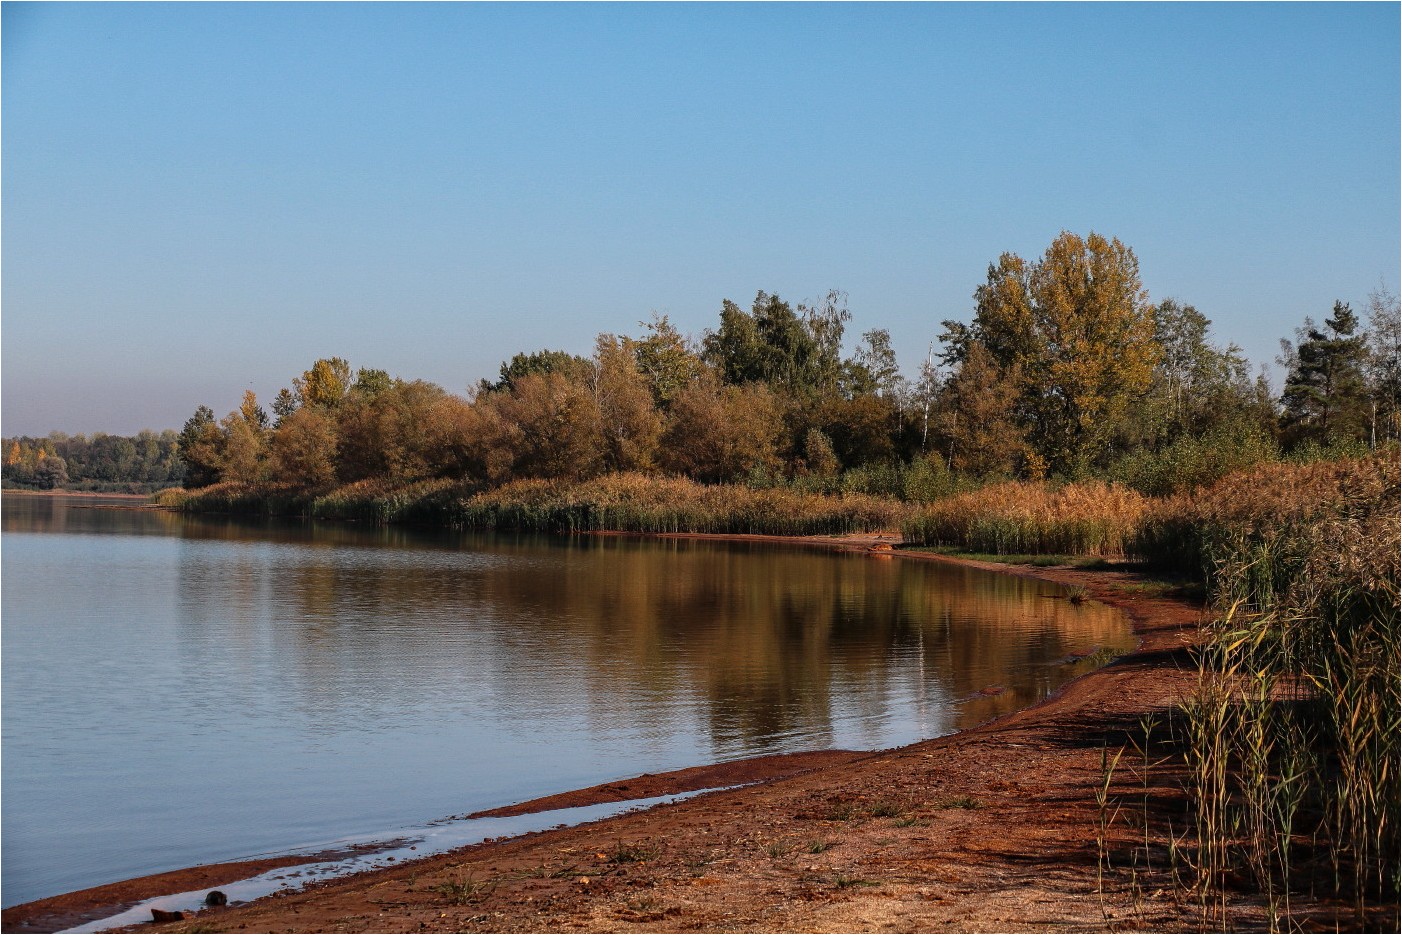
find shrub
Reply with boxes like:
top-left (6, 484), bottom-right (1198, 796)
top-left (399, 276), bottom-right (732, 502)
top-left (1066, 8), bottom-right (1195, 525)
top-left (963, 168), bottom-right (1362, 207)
top-left (1104, 424), bottom-right (1279, 497)
top-left (901, 454), bottom-right (978, 504)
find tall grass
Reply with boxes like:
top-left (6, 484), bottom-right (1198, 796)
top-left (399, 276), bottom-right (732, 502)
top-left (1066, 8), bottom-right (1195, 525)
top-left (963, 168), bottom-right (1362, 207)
top-left (151, 482), bottom-right (317, 517)
top-left (902, 480), bottom-right (1149, 557)
top-left (450, 473), bottom-right (906, 535)
top-left (1130, 454), bottom-right (1398, 585)
top-left (309, 477), bottom-right (463, 524)
top-left (1138, 453), bottom-right (1400, 929)
top-left (157, 472), bottom-right (907, 536)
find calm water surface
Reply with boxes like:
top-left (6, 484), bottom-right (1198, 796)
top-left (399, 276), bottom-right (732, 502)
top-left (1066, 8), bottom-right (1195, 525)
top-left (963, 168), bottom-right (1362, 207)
top-left (1, 494), bottom-right (1134, 906)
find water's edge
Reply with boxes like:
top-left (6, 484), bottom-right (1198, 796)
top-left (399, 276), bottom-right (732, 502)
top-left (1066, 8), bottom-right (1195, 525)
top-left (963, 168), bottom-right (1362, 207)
top-left (60, 790), bottom-right (721, 934)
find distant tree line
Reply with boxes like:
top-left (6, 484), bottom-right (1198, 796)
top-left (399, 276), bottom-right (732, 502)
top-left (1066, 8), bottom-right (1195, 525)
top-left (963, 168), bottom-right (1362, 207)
top-left (170, 231), bottom-right (1400, 499)
top-left (2, 430), bottom-right (185, 491)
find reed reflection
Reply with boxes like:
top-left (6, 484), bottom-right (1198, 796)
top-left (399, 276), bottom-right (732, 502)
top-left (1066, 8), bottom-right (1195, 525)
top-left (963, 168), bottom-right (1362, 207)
top-left (159, 517), bottom-right (1131, 757)
top-left (7, 496), bottom-right (1131, 756)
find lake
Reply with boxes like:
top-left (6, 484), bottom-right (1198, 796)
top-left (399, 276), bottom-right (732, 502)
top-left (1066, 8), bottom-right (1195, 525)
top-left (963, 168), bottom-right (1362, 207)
top-left (0, 493), bottom-right (1134, 907)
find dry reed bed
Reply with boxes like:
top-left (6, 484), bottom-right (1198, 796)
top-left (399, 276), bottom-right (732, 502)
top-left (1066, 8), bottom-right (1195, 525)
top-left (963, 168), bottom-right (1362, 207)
top-left (449, 473), bottom-right (907, 535)
top-left (158, 473), bottom-right (908, 536)
top-left (1141, 453), bottom-right (1400, 930)
top-left (1130, 453), bottom-right (1400, 588)
top-left (901, 479), bottom-right (1149, 556)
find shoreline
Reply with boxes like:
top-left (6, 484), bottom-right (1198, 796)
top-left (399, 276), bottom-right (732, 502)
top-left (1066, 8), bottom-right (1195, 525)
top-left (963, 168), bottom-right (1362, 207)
top-left (1, 488), bottom-right (156, 499)
top-left (8, 532), bottom-right (1301, 935)
top-left (3, 753), bottom-right (873, 934)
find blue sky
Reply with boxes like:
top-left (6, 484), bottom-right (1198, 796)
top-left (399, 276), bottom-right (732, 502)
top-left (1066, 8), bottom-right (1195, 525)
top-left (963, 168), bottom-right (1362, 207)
top-left (3, 2), bottom-right (1398, 436)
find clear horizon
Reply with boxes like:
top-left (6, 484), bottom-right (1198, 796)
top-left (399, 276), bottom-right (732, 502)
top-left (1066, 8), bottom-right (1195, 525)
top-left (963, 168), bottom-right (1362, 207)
top-left (3, 1), bottom-right (1398, 437)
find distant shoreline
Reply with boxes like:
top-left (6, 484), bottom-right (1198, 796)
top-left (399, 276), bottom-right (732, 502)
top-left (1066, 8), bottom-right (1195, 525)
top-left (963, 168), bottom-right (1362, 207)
top-left (1, 488), bottom-right (153, 500)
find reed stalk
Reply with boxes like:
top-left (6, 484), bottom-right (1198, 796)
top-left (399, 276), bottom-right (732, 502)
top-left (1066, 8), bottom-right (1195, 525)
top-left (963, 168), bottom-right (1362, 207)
top-left (1150, 453), bottom-right (1400, 931)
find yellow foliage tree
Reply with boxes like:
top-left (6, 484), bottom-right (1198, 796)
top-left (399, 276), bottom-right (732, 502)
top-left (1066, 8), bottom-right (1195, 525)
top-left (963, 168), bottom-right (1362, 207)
top-left (475, 371), bottom-right (604, 483)
top-left (336, 378), bottom-right (449, 482)
top-left (220, 390), bottom-right (270, 484)
top-left (971, 231), bottom-right (1158, 476)
top-left (593, 334), bottom-right (663, 473)
top-left (293, 358), bottom-right (353, 410)
top-left (659, 370), bottom-right (783, 482)
top-left (421, 395), bottom-right (485, 479)
top-left (268, 406), bottom-right (338, 488)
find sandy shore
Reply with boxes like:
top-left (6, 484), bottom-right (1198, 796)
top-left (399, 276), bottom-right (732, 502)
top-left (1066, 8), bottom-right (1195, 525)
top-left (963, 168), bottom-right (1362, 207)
top-left (4, 536), bottom-right (1373, 933)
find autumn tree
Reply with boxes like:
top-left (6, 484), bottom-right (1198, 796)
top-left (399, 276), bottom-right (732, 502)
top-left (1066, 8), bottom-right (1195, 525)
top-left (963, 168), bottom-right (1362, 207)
top-left (336, 378), bottom-right (450, 482)
top-left (659, 372), bottom-right (783, 482)
top-left (631, 314), bottom-right (704, 407)
top-left (293, 358), bottom-right (353, 409)
top-left (420, 395), bottom-right (486, 480)
top-left (815, 394), bottom-right (897, 468)
top-left (956, 231), bottom-right (1159, 476)
top-left (220, 420), bottom-right (262, 484)
top-left (219, 390), bottom-right (270, 484)
top-left (475, 371), bottom-right (604, 482)
top-left (2, 441), bottom-right (32, 486)
top-left (801, 427), bottom-right (840, 479)
top-left (941, 341), bottom-right (1026, 477)
top-left (5, 458), bottom-right (34, 487)
top-left (593, 334), bottom-right (663, 472)
top-left (835, 327), bottom-right (910, 461)
top-left (267, 406), bottom-right (338, 488)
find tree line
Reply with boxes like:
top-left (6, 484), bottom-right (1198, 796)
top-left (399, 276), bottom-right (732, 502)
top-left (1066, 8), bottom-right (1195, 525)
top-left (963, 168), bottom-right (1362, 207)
top-left (174, 231), bottom-right (1399, 499)
top-left (2, 430), bottom-right (185, 491)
